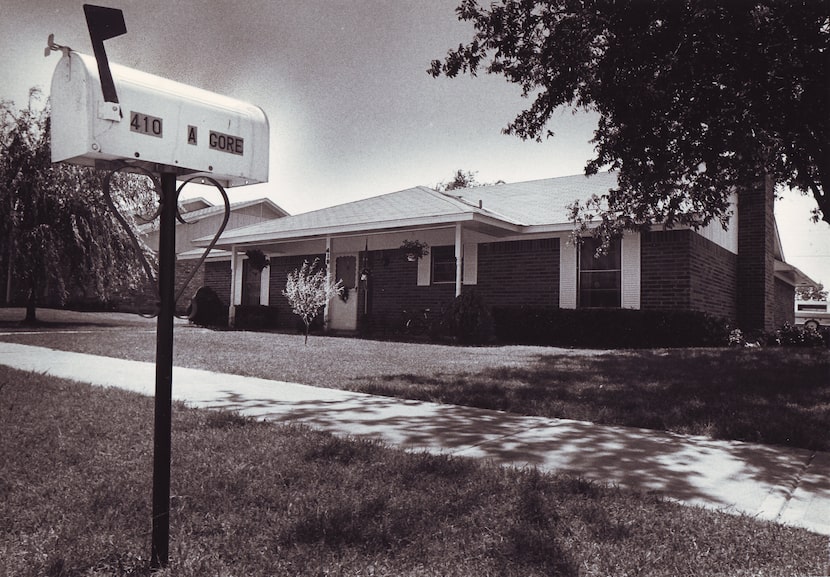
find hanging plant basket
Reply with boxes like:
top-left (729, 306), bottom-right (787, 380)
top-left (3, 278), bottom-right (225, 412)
top-left (339, 285), bottom-right (350, 302)
top-left (245, 249), bottom-right (270, 272)
top-left (400, 239), bottom-right (429, 261)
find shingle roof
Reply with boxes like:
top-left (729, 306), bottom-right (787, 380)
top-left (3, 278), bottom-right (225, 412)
top-left (202, 172), bottom-right (618, 246)
top-left (448, 172), bottom-right (618, 226)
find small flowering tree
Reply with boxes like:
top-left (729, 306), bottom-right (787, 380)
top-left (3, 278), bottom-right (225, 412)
top-left (282, 258), bottom-right (343, 345)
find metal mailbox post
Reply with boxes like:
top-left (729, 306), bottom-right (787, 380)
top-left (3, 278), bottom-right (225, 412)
top-left (49, 5), bottom-right (269, 568)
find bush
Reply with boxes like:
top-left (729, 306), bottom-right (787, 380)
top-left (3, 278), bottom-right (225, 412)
top-left (187, 286), bottom-right (228, 327)
top-left (234, 305), bottom-right (278, 330)
top-left (491, 307), bottom-right (730, 348)
top-left (442, 291), bottom-right (495, 344)
top-left (773, 323), bottom-right (826, 347)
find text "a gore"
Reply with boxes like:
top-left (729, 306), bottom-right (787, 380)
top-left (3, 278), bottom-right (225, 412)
top-left (209, 130), bottom-right (244, 156)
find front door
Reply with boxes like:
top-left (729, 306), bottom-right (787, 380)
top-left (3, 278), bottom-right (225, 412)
top-left (328, 254), bottom-right (358, 331)
top-left (241, 259), bottom-right (262, 305)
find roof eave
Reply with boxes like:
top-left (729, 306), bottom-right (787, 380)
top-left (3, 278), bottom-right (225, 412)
top-left (774, 260), bottom-right (819, 288)
top-left (195, 212), bottom-right (523, 248)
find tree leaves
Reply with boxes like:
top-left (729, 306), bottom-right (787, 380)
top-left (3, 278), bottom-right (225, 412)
top-left (0, 91), bottom-right (156, 317)
top-left (431, 0), bottom-right (830, 238)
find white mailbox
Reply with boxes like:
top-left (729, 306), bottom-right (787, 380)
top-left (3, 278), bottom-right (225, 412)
top-left (51, 51), bottom-right (269, 187)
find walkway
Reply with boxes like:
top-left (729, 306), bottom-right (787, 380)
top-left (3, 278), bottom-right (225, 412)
top-left (1, 341), bottom-right (828, 536)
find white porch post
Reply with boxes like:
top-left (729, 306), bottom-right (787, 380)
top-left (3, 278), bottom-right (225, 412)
top-left (323, 237), bottom-right (332, 329)
top-left (454, 223), bottom-right (463, 297)
top-left (229, 245), bottom-right (238, 327)
top-left (559, 238), bottom-right (578, 309)
top-left (260, 258), bottom-right (271, 306)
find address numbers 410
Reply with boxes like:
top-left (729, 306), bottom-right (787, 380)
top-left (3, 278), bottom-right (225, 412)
top-left (130, 111), bottom-right (163, 138)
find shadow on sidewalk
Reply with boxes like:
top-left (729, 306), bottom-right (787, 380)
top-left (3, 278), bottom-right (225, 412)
top-left (200, 391), bottom-right (815, 513)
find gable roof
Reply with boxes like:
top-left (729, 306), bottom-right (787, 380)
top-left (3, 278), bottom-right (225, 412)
top-left (179, 197), bottom-right (288, 222)
top-left (138, 197), bottom-right (288, 233)
top-left (202, 172), bottom-right (617, 247)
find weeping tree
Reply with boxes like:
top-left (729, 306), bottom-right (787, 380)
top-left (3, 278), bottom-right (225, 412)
top-left (282, 258), bottom-right (343, 345)
top-left (430, 1), bottom-right (829, 244)
top-left (0, 89), bottom-right (155, 324)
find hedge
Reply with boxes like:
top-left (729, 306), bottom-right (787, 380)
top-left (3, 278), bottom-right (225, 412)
top-left (234, 305), bottom-right (278, 330)
top-left (491, 306), bottom-right (731, 348)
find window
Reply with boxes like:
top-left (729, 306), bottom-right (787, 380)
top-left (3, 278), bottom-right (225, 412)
top-left (578, 237), bottom-right (621, 308)
top-left (431, 245), bottom-right (457, 284)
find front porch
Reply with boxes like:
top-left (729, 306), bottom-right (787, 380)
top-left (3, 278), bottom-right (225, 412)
top-left (223, 221), bottom-right (521, 334)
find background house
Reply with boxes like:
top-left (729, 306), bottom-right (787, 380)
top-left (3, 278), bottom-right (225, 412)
top-left (192, 172), bottom-right (813, 337)
top-left (139, 197), bottom-right (288, 310)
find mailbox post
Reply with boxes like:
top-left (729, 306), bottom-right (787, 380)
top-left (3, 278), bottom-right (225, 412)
top-left (49, 6), bottom-right (269, 569)
top-left (151, 171), bottom-right (177, 567)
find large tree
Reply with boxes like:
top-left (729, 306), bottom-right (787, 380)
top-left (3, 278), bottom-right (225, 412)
top-left (435, 169), bottom-right (505, 191)
top-left (430, 0), bottom-right (829, 239)
top-left (1, 90), bottom-right (155, 323)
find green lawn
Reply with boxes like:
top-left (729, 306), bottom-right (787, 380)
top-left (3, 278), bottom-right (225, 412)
top-left (1, 368), bottom-right (826, 577)
top-left (2, 308), bottom-right (829, 451)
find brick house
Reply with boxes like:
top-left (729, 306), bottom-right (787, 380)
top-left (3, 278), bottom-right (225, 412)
top-left (139, 196), bottom-right (288, 309)
top-left (193, 172), bottom-right (812, 335)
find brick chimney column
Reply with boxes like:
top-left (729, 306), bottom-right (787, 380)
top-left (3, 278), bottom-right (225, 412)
top-left (737, 173), bottom-right (776, 334)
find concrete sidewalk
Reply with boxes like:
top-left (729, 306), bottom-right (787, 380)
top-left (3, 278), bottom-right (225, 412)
top-left (1, 341), bottom-right (828, 536)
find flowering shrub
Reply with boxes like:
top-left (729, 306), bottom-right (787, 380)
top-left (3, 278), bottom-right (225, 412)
top-left (775, 323), bottom-right (826, 347)
top-left (282, 258), bottom-right (343, 344)
top-left (728, 328), bottom-right (746, 347)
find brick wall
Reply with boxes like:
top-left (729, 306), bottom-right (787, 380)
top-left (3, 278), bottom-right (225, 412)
top-left (476, 238), bottom-right (559, 307)
top-left (360, 249), bottom-right (455, 335)
top-left (357, 238), bottom-right (559, 335)
top-left (204, 260), bottom-right (231, 306)
top-left (688, 233), bottom-right (738, 321)
top-left (174, 260), bottom-right (205, 313)
top-left (774, 277), bottom-right (795, 327)
top-left (737, 174), bottom-right (776, 333)
top-left (640, 230), bottom-right (692, 311)
top-left (641, 229), bottom-right (737, 322)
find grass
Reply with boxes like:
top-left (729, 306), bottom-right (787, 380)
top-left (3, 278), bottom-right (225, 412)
top-left (2, 308), bottom-right (829, 452)
top-left (1, 367), bottom-right (826, 577)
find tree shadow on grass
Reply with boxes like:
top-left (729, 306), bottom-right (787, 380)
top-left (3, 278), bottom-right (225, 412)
top-left (0, 308), bottom-right (176, 332)
top-left (199, 388), bottom-right (819, 520)
top-left (0, 319), bottom-right (126, 331)
top-left (350, 348), bottom-right (830, 452)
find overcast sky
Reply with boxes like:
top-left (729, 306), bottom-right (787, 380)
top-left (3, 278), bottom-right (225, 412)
top-left (3, 0), bottom-right (828, 286)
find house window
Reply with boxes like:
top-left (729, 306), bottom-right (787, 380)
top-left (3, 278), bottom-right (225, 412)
top-left (578, 237), bottom-right (621, 308)
top-left (431, 245), bottom-right (457, 284)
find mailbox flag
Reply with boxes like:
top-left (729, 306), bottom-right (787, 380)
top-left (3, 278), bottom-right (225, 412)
top-left (83, 4), bottom-right (126, 104)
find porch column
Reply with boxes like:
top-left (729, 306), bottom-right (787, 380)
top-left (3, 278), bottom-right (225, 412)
top-left (323, 237), bottom-right (332, 329)
top-left (455, 223), bottom-right (463, 297)
top-left (260, 258), bottom-right (270, 305)
top-left (229, 245), bottom-right (238, 327)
